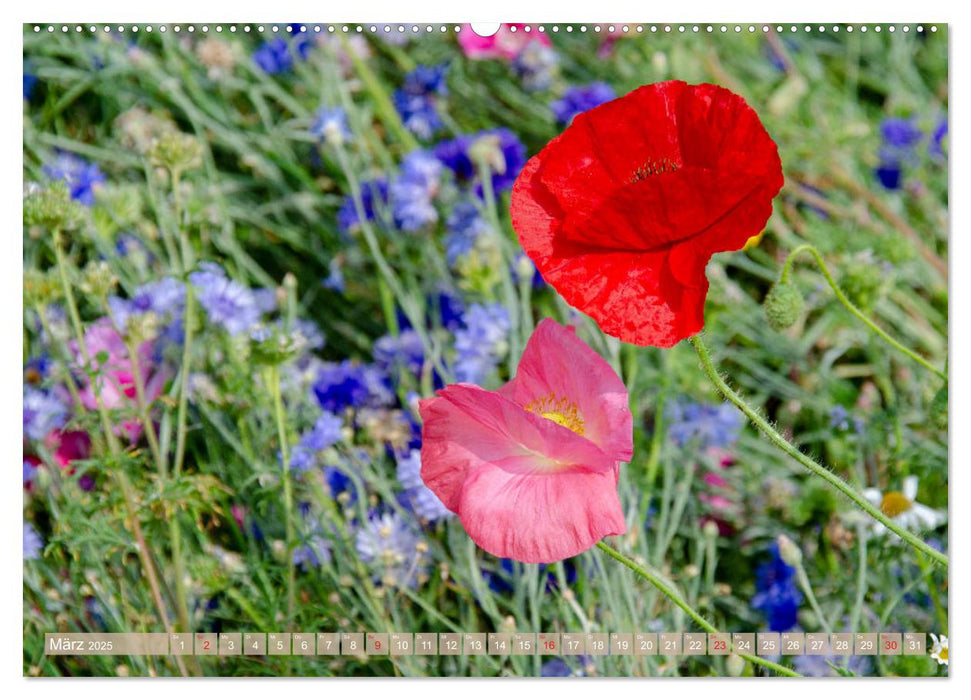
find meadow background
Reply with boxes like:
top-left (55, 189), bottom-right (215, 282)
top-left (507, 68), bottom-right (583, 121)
top-left (22, 23), bottom-right (948, 677)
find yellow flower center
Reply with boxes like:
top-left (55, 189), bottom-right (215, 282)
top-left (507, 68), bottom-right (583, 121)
top-left (880, 491), bottom-right (914, 518)
top-left (939, 647), bottom-right (948, 662)
top-left (524, 394), bottom-right (585, 436)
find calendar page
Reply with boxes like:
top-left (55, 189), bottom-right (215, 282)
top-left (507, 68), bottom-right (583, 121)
top-left (21, 16), bottom-right (949, 681)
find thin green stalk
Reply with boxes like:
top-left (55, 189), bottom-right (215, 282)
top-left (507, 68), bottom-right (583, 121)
top-left (268, 364), bottom-right (296, 630)
top-left (690, 334), bottom-right (947, 568)
top-left (595, 541), bottom-right (801, 677)
top-left (52, 231), bottom-right (188, 677)
top-left (794, 563), bottom-right (832, 636)
top-left (780, 244), bottom-right (945, 380)
top-left (846, 524), bottom-right (868, 671)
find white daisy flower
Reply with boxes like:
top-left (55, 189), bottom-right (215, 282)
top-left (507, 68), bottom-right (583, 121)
top-left (862, 476), bottom-right (946, 535)
top-left (930, 633), bottom-right (948, 666)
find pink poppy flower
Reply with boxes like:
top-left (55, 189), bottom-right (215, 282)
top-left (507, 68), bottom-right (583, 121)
top-left (458, 24), bottom-right (552, 61)
top-left (419, 318), bottom-right (633, 563)
top-left (72, 318), bottom-right (167, 443)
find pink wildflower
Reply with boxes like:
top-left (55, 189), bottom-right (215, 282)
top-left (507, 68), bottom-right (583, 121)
top-left (457, 24), bottom-right (552, 61)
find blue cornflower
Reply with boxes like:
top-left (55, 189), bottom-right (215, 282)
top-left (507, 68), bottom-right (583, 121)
top-left (390, 150), bottom-right (442, 231)
top-left (43, 153), bottom-right (105, 205)
top-left (373, 329), bottom-right (425, 378)
top-left (24, 522), bottom-right (44, 561)
top-left (24, 355), bottom-right (52, 385)
top-left (290, 410), bottom-right (344, 471)
top-left (402, 64), bottom-right (448, 96)
top-left (354, 511), bottom-right (428, 588)
top-left (251, 288), bottom-right (278, 315)
top-left (930, 117), bottom-right (948, 160)
top-left (665, 399), bottom-right (744, 449)
top-left (253, 38), bottom-right (299, 74)
top-left (880, 118), bottom-right (923, 148)
top-left (393, 65), bottom-right (447, 140)
top-left (434, 128), bottom-right (527, 193)
top-left (750, 543), bottom-right (802, 632)
top-left (452, 303), bottom-right (510, 385)
top-left (190, 262), bottom-right (262, 336)
top-left (311, 106), bottom-right (352, 145)
top-left (323, 464), bottom-right (354, 500)
top-left (337, 178), bottom-right (389, 234)
top-left (512, 42), bottom-right (559, 92)
top-left (24, 72), bottom-right (37, 100)
top-left (829, 405), bottom-right (850, 430)
top-left (23, 387), bottom-right (68, 441)
top-left (435, 289), bottom-right (465, 330)
top-left (541, 657), bottom-right (590, 677)
top-left (445, 201), bottom-right (490, 265)
top-left (323, 257), bottom-right (345, 293)
top-left (874, 153), bottom-right (904, 190)
top-left (550, 82), bottom-right (615, 125)
top-left (312, 360), bottom-right (392, 412)
top-left (396, 449), bottom-right (452, 522)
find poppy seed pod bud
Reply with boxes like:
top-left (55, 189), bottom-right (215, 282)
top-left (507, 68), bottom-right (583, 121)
top-left (763, 282), bottom-right (804, 331)
top-left (776, 534), bottom-right (802, 566)
top-left (726, 653), bottom-right (746, 677)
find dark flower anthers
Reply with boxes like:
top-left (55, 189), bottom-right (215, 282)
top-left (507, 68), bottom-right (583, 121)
top-left (511, 80), bottom-right (784, 347)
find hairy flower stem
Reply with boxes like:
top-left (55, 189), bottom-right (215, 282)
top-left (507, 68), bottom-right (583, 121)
top-left (268, 365), bottom-right (296, 630)
top-left (596, 541), bottom-right (801, 677)
top-left (780, 244), bottom-right (945, 380)
top-left (794, 563), bottom-right (832, 636)
top-left (52, 231), bottom-right (189, 677)
top-left (690, 335), bottom-right (948, 568)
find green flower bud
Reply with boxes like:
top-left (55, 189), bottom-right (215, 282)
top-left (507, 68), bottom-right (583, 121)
top-left (79, 260), bottom-right (118, 298)
top-left (776, 534), bottom-right (802, 566)
top-left (726, 654), bottom-right (746, 677)
top-left (149, 131), bottom-right (203, 173)
top-left (930, 385), bottom-right (947, 429)
top-left (125, 311), bottom-right (161, 345)
top-left (23, 181), bottom-right (85, 231)
top-left (763, 282), bottom-right (805, 331)
top-left (23, 269), bottom-right (62, 308)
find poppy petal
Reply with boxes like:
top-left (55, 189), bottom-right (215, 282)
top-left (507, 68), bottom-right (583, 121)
top-left (456, 459), bottom-right (626, 563)
top-left (505, 318), bottom-right (633, 462)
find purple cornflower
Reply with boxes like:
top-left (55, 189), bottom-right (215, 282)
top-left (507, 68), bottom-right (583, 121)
top-left (396, 449), bottom-right (452, 522)
top-left (390, 150), bottom-right (442, 231)
top-left (434, 128), bottom-right (527, 193)
top-left (929, 117), bottom-right (948, 160)
top-left (373, 329), bottom-right (425, 378)
top-left (190, 262), bottom-right (262, 336)
top-left (24, 460), bottom-right (37, 487)
top-left (665, 399), bottom-right (744, 449)
top-left (452, 303), bottom-right (510, 385)
top-left (311, 106), bottom-right (352, 145)
top-left (354, 511), bottom-right (427, 588)
top-left (293, 533), bottom-right (332, 570)
top-left (23, 387), bottom-right (68, 442)
top-left (550, 82), bottom-right (615, 125)
top-left (880, 118), bottom-right (923, 148)
top-left (512, 42), bottom-right (559, 92)
top-left (43, 153), bottom-right (105, 205)
top-left (24, 522), bottom-right (44, 561)
top-left (444, 201), bottom-right (489, 264)
top-left (108, 277), bottom-right (185, 330)
top-left (337, 178), bottom-right (389, 234)
top-left (289, 410), bottom-right (344, 471)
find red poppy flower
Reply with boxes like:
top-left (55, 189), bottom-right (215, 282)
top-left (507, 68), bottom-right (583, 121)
top-left (511, 80), bottom-right (784, 347)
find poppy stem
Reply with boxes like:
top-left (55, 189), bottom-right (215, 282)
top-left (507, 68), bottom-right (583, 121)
top-left (595, 541), bottom-right (801, 677)
top-left (779, 244), bottom-right (946, 381)
top-left (689, 335), bottom-right (948, 568)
